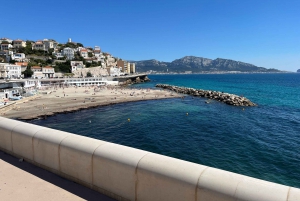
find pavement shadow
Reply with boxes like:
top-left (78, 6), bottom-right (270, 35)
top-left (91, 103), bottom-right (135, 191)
top-left (0, 150), bottom-right (116, 201)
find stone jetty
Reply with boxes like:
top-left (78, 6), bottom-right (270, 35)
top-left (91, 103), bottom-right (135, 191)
top-left (156, 84), bottom-right (256, 106)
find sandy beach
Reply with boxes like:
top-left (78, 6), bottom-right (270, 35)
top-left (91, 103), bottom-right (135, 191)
top-left (1, 86), bottom-right (180, 120)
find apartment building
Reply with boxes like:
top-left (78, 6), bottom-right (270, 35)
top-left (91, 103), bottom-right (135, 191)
top-left (0, 63), bottom-right (21, 78)
top-left (117, 60), bottom-right (136, 74)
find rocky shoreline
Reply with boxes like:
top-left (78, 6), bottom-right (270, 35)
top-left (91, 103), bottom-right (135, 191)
top-left (156, 84), bottom-right (256, 106)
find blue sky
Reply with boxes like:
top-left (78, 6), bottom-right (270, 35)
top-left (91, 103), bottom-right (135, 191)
top-left (2, 0), bottom-right (300, 71)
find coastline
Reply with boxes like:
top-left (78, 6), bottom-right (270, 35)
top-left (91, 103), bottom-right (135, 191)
top-left (0, 85), bottom-right (180, 120)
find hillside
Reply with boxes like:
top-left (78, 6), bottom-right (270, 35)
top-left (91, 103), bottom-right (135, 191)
top-left (132, 56), bottom-right (281, 73)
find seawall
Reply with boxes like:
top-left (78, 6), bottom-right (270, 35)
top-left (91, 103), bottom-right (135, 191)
top-left (156, 84), bottom-right (256, 106)
top-left (0, 117), bottom-right (299, 201)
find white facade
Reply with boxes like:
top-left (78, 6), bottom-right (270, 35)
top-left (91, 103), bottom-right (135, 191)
top-left (0, 64), bottom-right (22, 78)
top-left (62, 47), bottom-right (75, 60)
top-left (23, 79), bottom-right (41, 89)
top-left (43, 39), bottom-right (53, 50)
top-left (31, 66), bottom-right (55, 79)
top-left (42, 66), bottom-right (55, 78)
top-left (11, 53), bottom-right (26, 61)
top-left (0, 44), bottom-right (13, 50)
top-left (107, 66), bottom-right (122, 77)
top-left (0, 38), bottom-right (12, 44)
top-left (63, 77), bottom-right (118, 86)
top-left (80, 49), bottom-right (88, 58)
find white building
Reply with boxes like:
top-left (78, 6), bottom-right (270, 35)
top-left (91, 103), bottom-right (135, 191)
top-left (43, 39), bottom-right (57, 50)
top-left (52, 51), bottom-right (64, 59)
top-left (31, 66), bottom-right (43, 79)
top-left (0, 38), bottom-right (13, 44)
top-left (0, 63), bottom-right (21, 78)
top-left (63, 77), bottom-right (118, 87)
top-left (11, 53), bottom-right (26, 61)
top-left (80, 48), bottom-right (88, 58)
top-left (15, 62), bottom-right (28, 72)
top-left (71, 61), bottom-right (84, 73)
top-left (31, 66), bottom-right (55, 78)
top-left (0, 43), bottom-right (13, 50)
top-left (107, 66), bottom-right (122, 77)
top-left (42, 66), bottom-right (55, 78)
top-left (62, 47), bottom-right (75, 60)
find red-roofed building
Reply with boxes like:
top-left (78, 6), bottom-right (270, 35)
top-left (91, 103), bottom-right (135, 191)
top-left (80, 48), bottom-right (88, 58)
top-left (15, 62), bottom-right (28, 72)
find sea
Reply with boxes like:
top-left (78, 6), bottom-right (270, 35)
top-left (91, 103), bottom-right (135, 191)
top-left (27, 73), bottom-right (300, 188)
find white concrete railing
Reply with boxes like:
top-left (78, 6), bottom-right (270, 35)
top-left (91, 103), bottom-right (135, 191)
top-left (0, 116), bottom-right (299, 201)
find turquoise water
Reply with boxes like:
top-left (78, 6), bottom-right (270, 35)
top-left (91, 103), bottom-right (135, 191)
top-left (28, 74), bottom-right (300, 188)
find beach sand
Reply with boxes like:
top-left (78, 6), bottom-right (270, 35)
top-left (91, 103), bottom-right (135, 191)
top-left (1, 86), bottom-right (180, 120)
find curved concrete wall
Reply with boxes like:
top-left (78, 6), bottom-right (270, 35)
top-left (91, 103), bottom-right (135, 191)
top-left (0, 116), bottom-right (299, 201)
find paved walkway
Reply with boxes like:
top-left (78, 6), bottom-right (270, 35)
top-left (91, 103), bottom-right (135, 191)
top-left (0, 151), bottom-right (116, 201)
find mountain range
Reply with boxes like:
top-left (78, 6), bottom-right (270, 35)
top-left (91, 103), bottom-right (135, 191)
top-left (131, 56), bottom-right (281, 73)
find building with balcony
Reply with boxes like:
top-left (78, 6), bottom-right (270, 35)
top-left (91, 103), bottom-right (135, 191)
top-left (42, 66), bottom-right (55, 78)
top-left (0, 63), bottom-right (21, 78)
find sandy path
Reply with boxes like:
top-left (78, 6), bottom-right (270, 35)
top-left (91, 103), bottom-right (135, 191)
top-left (2, 86), bottom-right (180, 120)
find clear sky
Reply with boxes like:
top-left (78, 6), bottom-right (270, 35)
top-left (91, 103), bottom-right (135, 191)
top-left (2, 0), bottom-right (300, 71)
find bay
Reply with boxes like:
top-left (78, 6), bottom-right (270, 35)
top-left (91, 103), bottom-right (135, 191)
top-left (28, 73), bottom-right (300, 188)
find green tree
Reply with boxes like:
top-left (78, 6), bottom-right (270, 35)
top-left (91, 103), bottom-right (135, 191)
top-left (22, 68), bottom-right (33, 78)
top-left (86, 71), bottom-right (92, 77)
top-left (77, 43), bottom-right (83, 47)
top-left (54, 61), bottom-right (71, 73)
top-left (88, 52), bottom-right (93, 57)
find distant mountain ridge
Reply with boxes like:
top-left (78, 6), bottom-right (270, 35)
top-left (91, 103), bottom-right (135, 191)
top-left (131, 56), bottom-right (281, 73)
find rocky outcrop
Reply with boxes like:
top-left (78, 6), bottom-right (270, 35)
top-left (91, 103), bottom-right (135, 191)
top-left (133, 56), bottom-right (281, 73)
top-left (119, 75), bottom-right (151, 85)
top-left (156, 84), bottom-right (256, 106)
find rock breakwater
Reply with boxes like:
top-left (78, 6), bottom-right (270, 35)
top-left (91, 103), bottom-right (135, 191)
top-left (156, 84), bottom-right (256, 106)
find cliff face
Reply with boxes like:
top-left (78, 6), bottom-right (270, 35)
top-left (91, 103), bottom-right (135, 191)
top-left (133, 56), bottom-right (281, 73)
